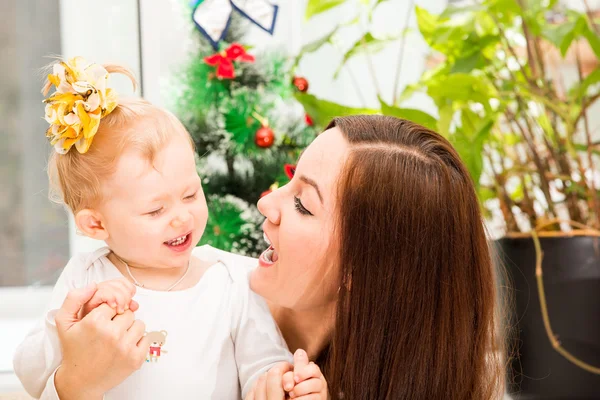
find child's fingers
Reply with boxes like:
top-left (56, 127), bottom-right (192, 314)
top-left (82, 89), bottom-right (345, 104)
top-left (129, 299), bottom-right (140, 312)
top-left (282, 371), bottom-right (295, 392)
top-left (112, 278), bottom-right (136, 298)
top-left (95, 284), bottom-right (128, 314)
top-left (293, 349), bottom-right (309, 369)
top-left (293, 348), bottom-right (310, 383)
top-left (109, 279), bottom-right (136, 313)
top-left (294, 361), bottom-right (321, 383)
top-left (289, 378), bottom-right (323, 398)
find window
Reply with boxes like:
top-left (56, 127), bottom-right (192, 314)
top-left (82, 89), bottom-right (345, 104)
top-left (1, 0), bottom-right (141, 393)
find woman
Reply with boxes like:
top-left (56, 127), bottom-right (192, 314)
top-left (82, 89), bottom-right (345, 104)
top-left (250, 115), bottom-right (506, 399)
top-left (50, 115), bottom-right (505, 399)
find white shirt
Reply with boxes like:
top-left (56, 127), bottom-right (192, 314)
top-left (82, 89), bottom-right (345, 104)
top-left (13, 245), bottom-right (291, 400)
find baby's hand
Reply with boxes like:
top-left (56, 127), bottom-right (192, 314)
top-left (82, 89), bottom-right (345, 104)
top-left (80, 278), bottom-right (138, 318)
top-left (283, 349), bottom-right (328, 399)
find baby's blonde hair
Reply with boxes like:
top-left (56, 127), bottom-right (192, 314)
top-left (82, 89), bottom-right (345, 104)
top-left (46, 64), bottom-right (194, 213)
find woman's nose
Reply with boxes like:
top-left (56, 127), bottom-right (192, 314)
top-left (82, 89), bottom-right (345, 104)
top-left (257, 190), bottom-right (281, 225)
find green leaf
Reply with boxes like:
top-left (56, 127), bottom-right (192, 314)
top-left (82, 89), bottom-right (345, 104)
top-left (379, 98), bottom-right (438, 131)
top-left (451, 52), bottom-right (486, 73)
top-left (582, 23), bottom-right (600, 59)
top-left (479, 186), bottom-right (497, 203)
top-left (570, 68), bottom-right (600, 99)
top-left (294, 93), bottom-right (378, 127)
top-left (574, 143), bottom-right (600, 157)
top-left (305, 0), bottom-right (347, 20)
top-left (542, 14), bottom-right (587, 57)
top-left (440, 4), bottom-right (486, 19)
top-left (502, 133), bottom-right (521, 146)
top-left (294, 27), bottom-right (338, 67)
top-left (334, 33), bottom-right (396, 79)
top-left (537, 111), bottom-right (557, 145)
top-left (437, 104), bottom-right (454, 138)
top-left (449, 120), bottom-right (492, 188)
top-left (509, 181), bottom-right (524, 202)
top-left (426, 73), bottom-right (497, 104)
top-left (415, 6), bottom-right (439, 44)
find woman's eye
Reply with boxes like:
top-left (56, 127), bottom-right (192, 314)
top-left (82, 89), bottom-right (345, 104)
top-left (294, 196), bottom-right (313, 216)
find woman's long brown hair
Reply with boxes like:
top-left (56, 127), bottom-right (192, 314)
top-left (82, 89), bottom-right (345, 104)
top-left (324, 115), bottom-right (505, 399)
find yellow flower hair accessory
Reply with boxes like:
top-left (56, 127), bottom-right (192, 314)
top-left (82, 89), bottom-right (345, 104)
top-left (42, 57), bottom-right (119, 154)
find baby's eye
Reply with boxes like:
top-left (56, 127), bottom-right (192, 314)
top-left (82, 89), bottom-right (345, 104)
top-left (148, 207), bottom-right (164, 217)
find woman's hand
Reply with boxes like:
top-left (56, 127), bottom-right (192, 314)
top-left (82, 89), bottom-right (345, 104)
top-left (245, 349), bottom-right (328, 400)
top-left (54, 284), bottom-right (149, 400)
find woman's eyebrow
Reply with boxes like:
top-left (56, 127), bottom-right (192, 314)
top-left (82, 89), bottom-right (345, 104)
top-left (299, 175), bottom-right (323, 204)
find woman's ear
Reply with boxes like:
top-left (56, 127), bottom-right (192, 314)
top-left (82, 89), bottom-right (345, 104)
top-left (75, 209), bottom-right (109, 241)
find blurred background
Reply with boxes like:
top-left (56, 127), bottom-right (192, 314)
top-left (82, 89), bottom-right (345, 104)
top-left (1, 0), bottom-right (599, 398)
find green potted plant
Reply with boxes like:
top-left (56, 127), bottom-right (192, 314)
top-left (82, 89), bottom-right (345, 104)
top-left (295, 0), bottom-right (600, 398)
top-left (410, 1), bottom-right (600, 398)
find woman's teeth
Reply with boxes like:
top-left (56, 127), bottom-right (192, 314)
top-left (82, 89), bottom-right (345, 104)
top-left (263, 233), bottom-right (271, 245)
top-left (167, 234), bottom-right (187, 246)
top-left (264, 248), bottom-right (274, 262)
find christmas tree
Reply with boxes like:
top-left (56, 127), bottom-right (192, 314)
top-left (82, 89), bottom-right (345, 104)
top-left (174, 3), bottom-right (317, 256)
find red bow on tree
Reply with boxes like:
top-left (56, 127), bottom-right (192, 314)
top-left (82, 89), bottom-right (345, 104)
top-left (204, 43), bottom-right (255, 79)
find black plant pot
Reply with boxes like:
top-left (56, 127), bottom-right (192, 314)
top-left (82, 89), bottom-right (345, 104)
top-left (496, 236), bottom-right (600, 399)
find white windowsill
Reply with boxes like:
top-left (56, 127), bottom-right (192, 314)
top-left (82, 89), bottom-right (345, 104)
top-left (1, 287), bottom-right (53, 394)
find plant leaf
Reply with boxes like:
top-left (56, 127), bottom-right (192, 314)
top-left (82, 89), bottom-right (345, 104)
top-left (294, 93), bottom-right (378, 127)
top-left (305, 0), bottom-right (347, 20)
top-left (415, 6), bottom-right (439, 44)
top-left (569, 68), bottom-right (600, 100)
top-left (379, 98), bottom-right (438, 131)
top-left (582, 23), bottom-right (600, 59)
top-left (542, 14), bottom-right (586, 57)
top-left (449, 120), bottom-right (493, 188)
top-left (293, 27), bottom-right (339, 67)
top-left (333, 32), bottom-right (396, 79)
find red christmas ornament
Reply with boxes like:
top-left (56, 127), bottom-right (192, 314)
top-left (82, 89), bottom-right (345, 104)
top-left (284, 164), bottom-right (296, 179)
top-left (204, 43), bottom-right (255, 79)
top-left (255, 126), bottom-right (275, 148)
top-left (292, 76), bottom-right (309, 92)
top-left (304, 113), bottom-right (314, 126)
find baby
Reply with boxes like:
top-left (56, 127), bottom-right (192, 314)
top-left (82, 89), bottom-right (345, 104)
top-left (13, 57), bottom-right (323, 399)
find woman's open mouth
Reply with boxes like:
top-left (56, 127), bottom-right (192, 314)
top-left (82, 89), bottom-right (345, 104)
top-left (259, 233), bottom-right (279, 267)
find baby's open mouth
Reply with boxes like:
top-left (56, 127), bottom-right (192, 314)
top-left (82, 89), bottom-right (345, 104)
top-left (165, 232), bottom-right (191, 247)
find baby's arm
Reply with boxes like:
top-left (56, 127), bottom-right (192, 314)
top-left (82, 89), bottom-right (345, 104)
top-left (228, 268), bottom-right (293, 398)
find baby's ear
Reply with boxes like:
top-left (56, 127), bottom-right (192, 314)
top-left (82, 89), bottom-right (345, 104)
top-left (75, 209), bottom-right (109, 240)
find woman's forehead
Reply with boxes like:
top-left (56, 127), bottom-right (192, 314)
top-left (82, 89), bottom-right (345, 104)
top-left (297, 127), bottom-right (348, 200)
top-left (298, 127), bottom-right (347, 170)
